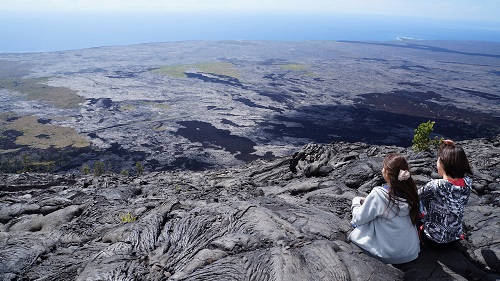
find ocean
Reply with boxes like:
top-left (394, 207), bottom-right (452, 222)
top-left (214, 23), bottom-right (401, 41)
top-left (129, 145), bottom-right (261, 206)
top-left (1, 11), bottom-right (500, 53)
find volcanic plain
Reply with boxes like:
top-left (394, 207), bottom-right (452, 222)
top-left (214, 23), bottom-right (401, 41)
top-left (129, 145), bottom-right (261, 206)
top-left (0, 40), bottom-right (499, 173)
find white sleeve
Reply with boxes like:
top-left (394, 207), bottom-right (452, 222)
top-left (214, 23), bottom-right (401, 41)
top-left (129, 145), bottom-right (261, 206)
top-left (351, 188), bottom-right (386, 226)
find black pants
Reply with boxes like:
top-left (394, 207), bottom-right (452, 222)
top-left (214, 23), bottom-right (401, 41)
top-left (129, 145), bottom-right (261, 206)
top-left (418, 222), bottom-right (457, 250)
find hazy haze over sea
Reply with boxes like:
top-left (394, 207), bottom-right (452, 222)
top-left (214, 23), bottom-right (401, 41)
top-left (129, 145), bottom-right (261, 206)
top-left (1, 12), bottom-right (500, 53)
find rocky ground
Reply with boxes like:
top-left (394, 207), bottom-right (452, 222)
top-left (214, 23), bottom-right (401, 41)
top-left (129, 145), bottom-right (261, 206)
top-left (0, 135), bottom-right (499, 280)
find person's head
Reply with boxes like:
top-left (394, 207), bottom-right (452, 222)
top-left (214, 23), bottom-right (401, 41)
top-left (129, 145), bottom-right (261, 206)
top-left (382, 153), bottom-right (412, 187)
top-left (437, 142), bottom-right (472, 179)
top-left (382, 153), bottom-right (419, 225)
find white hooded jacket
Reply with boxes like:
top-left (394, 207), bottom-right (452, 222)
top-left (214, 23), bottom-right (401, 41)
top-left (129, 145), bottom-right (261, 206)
top-left (348, 186), bottom-right (420, 264)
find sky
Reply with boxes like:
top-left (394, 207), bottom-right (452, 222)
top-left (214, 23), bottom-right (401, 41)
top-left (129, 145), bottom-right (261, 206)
top-left (1, 0), bottom-right (500, 22)
top-left (1, 0), bottom-right (500, 52)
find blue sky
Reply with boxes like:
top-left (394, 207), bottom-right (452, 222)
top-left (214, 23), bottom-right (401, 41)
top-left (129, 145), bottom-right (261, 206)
top-left (1, 0), bottom-right (499, 52)
top-left (1, 0), bottom-right (500, 22)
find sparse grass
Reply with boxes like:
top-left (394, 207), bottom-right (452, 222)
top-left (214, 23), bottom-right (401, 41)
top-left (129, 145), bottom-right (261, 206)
top-left (0, 112), bottom-right (20, 150)
top-left (119, 212), bottom-right (137, 223)
top-left (120, 104), bottom-right (136, 111)
top-left (281, 63), bottom-right (316, 77)
top-left (281, 63), bottom-right (310, 71)
top-left (121, 102), bottom-right (171, 114)
top-left (0, 112), bottom-right (19, 125)
top-left (21, 160), bottom-right (56, 173)
top-left (151, 65), bottom-right (190, 78)
top-left (2, 115), bottom-right (89, 149)
top-left (142, 101), bottom-right (171, 110)
top-left (194, 62), bottom-right (240, 78)
top-left (154, 103), bottom-right (171, 110)
top-left (0, 78), bottom-right (85, 108)
top-left (151, 62), bottom-right (240, 79)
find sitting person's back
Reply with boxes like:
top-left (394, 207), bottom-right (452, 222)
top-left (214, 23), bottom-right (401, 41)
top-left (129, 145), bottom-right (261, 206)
top-left (349, 153), bottom-right (420, 264)
top-left (418, 141), bottom-right (473, 248)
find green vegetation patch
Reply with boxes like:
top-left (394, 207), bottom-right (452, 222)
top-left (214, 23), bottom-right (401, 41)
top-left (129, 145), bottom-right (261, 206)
top-left (119, 212), bottom-right (137, 223)
top-left (281, 63), bottom-right (310, 71)
top-left (0, 77), bottom-right (85, 108)
top-left (412, 120), bottom-right (443, 152)
top-left (281, 63), bottom-right (316, 77)
top-left (151, 65), bottom-right (190, 78)
top-left (0, 112), bottom-right (20, 152)
top-left (151, 62), bottom-right (240, 79)
top-left (0, 112), bottom-right (17, 127)
top-left (142, 101), bottom-right (171, 110)
top-left (120, 101), bottom-right (171, 114)
top-left (1, 115), bottom-right (89, 149)
top-left (194, 62), bottom-right (240, 78)
top-left (120, 104), bottom-right (136, 111)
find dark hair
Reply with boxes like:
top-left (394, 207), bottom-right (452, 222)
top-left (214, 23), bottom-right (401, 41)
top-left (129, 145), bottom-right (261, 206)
top-left (438, 143), bottom-right (472, 178)
top-left (382, 154), bottom-right (419, 225)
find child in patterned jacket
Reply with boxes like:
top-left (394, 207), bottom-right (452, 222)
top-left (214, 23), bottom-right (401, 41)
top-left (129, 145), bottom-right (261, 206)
top-left (418, 140), bottom-right (473, 249)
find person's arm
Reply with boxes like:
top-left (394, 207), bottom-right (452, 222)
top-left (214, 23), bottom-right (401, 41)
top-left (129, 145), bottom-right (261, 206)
top-left (418, 181), bottom-right (434, 201)
top-left (351, 188), bottom-right (385, 226)
top-left (418, 181), bottom-right (437, 218)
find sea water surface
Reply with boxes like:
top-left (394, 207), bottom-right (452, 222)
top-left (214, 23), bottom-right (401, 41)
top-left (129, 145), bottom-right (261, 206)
top-left (1, 11), bottom-right (500, 53)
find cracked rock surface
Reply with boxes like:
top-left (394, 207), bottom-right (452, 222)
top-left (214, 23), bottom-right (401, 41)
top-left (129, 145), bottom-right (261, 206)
top-left (1, 135), bottom-right (499, 280)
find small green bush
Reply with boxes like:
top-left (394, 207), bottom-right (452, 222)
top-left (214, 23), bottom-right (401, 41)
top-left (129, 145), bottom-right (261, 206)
top-left (82, 164), bottom-right (90, 175)
top-left (135, 161), bottom-right (144, 176)
top-left (119, 212), bottom-right (137, 223)
top-left (412, 121), bottom-right (443, 152)
top-left (20, 154), bottom-right (32, 173)
top-left (93, 161), bottom-right (105, 176)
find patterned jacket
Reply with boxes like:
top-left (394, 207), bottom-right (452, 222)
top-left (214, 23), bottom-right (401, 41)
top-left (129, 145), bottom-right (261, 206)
top-left (418, 177), bottom-right (472, 243)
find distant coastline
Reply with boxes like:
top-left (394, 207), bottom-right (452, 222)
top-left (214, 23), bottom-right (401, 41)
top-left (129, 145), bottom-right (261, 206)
top-left (1, 12), bottom-right (500, 53)
top-left (397, 37), bottom-right (424, 41)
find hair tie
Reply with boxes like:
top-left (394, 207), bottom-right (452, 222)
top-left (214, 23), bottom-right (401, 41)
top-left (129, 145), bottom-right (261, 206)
top-left (398, 170), bottom-right (411, 181)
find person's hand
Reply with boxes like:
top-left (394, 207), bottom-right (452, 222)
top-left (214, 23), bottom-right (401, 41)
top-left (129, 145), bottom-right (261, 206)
top-left (442, 139), bottom-right (455, 145)
top-left (360, 197), bottom-right (365, 205)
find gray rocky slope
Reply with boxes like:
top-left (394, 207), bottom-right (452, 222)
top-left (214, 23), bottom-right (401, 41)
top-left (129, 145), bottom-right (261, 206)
top-left (1, 135), bottom-right (499, 280)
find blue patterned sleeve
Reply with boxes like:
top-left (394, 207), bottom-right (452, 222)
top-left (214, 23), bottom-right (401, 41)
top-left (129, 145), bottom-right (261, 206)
top-left (418, 181), bottom-right (436, 217)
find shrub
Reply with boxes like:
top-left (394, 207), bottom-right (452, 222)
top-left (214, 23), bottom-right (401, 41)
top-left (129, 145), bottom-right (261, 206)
top-left (20, 154), bottom-right (32, 173)
top-left (412, 121), bottom-right (443, 152)
top-left (82, 164), bottom-right (91, 175)
top-left (135, 161), bottom-right (144, 176)
top-left (119, 212), bottom-right (137, 223)
top-left (93, 161), bottom-right (105, 176)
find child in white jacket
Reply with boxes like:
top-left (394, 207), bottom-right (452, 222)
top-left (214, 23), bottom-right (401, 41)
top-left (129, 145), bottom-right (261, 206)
top-left (349, 153), bottom-right (420, 264)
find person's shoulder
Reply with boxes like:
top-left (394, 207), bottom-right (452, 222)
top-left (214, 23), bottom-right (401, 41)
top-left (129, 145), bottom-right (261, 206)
top-left (464, 176), bottom-right (473, 186)
top-left (426, 179), bottom-right (448, 187)
top-left (371, 186), bottom-right (389, 198)
top-left (422, 179), bottom-right (447, 192)
top-left (365, 186), bottom-right (390, 205)
top-left (372, 185), bottom-right (388, 192)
